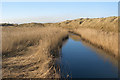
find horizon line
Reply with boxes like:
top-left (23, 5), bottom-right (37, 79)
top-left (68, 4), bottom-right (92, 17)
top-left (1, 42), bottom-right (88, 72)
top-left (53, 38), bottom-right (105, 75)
top-left (1, 16), bottom-right (118, 24)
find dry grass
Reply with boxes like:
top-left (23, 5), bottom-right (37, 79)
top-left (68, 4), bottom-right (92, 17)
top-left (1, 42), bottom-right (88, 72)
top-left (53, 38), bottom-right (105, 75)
top-left (2, 16), bottom-right (118, 78)
top-left (2, 26), bottom-right (68, 78)
top-left (59, 16), bottom-right (118, 32)
top-left (72, 28), bottom-right (118, 56)
top-left (58, 16), bottom-right (118, 57)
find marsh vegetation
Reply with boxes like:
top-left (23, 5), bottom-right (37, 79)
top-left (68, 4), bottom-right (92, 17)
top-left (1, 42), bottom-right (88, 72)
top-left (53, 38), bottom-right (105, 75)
top-left (2, 26), bottom-right (68, 78)
top-left (2, 16), bottom-right (119, 78)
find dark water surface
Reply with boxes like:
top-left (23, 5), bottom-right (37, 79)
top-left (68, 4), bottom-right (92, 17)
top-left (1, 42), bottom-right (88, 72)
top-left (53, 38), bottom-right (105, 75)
top-left (59, 34), bottom-right (118, 78)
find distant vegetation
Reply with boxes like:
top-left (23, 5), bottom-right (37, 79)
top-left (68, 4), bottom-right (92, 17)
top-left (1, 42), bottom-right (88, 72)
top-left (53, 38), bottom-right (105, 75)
top-left (1, 16), bottom-right (118, 32)
top-left (55, 16), bottom-right (118, 32)
top-left (18, 23), bottom-right (44, 27)
top-left (0, 23), bottom-right (18, 26)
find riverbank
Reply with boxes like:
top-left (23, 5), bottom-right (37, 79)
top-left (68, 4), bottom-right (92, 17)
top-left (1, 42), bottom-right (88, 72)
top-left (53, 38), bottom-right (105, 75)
top-left (2, 26), bottom-right (68, 78)
top-left (58, 16), bottom-right (118, 57)
top-left (60, 33), bottom-right (118, 78)
top-left (69, 28), bottom-right (118, 57)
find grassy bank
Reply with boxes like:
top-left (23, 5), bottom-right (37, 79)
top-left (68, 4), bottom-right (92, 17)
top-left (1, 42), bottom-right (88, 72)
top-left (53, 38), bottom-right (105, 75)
top-left (59, 16), bottom-right (118, 32)
top-left (69, 33), bottom-right (118, 67)
top-left (71, 28), bottom-right (118, 57)
top-left (58, 16), bottom-right (118, 57)
top-left (2, 26), bottom-right (68, 78)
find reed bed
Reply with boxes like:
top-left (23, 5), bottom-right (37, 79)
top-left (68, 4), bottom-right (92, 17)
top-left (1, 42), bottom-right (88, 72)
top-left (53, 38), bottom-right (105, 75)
top-left (2, 26), bottom-right (68, 78)
top-left (59, 16), bottom-right (118, 57)
top-left (73, 28), bottom-right (118, 56)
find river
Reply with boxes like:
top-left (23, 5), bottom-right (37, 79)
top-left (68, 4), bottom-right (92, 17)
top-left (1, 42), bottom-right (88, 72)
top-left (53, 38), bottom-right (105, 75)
top-left (57, 33), bottom-right (118, 78)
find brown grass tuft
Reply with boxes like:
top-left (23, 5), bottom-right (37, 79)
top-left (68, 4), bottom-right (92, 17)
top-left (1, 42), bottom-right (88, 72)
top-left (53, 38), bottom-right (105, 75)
top-left (2, 26), bottom-right (68, 78)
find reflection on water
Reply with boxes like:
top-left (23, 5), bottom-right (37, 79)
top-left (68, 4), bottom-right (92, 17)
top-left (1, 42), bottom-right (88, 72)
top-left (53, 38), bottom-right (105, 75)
top-left (59, 33), bottom-right (118, 78)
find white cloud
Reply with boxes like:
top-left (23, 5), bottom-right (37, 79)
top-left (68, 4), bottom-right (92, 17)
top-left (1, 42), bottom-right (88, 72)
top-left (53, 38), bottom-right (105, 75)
top-left (1, 16), bottom-right (77, 24)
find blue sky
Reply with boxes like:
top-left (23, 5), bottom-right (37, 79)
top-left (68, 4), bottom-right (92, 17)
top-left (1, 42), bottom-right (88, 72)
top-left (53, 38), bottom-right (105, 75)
top-left (2, 2), bottom-right (118, 23)
top-left (2, 0), bottom-right (119, 2)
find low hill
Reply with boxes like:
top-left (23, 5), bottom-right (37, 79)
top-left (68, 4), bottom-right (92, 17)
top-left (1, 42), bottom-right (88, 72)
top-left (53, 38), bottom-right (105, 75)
top-left (58, 16), bottom-right (118, 32)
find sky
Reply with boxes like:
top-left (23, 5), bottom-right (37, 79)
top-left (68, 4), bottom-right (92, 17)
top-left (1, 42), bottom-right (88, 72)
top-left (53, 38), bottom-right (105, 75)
top-left (1, 0), bottom-right (120, 2)
top-left (1, 2), bottom-right (118, 23)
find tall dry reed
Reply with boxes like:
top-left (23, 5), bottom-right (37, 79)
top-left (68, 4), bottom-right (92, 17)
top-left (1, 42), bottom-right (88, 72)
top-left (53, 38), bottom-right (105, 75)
top-left (2, 26), bottom-right (68, 78)
top-left (74, 28), bottom-right (118, 56)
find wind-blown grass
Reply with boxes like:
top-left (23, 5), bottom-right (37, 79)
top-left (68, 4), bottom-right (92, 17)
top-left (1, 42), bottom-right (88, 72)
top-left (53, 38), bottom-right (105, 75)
top-left (58, 16), bottom-right (118, 56)
top-left (72, 28), bottom-right (118, 57)
top-left (2, 26), bottom-right (68, 78)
